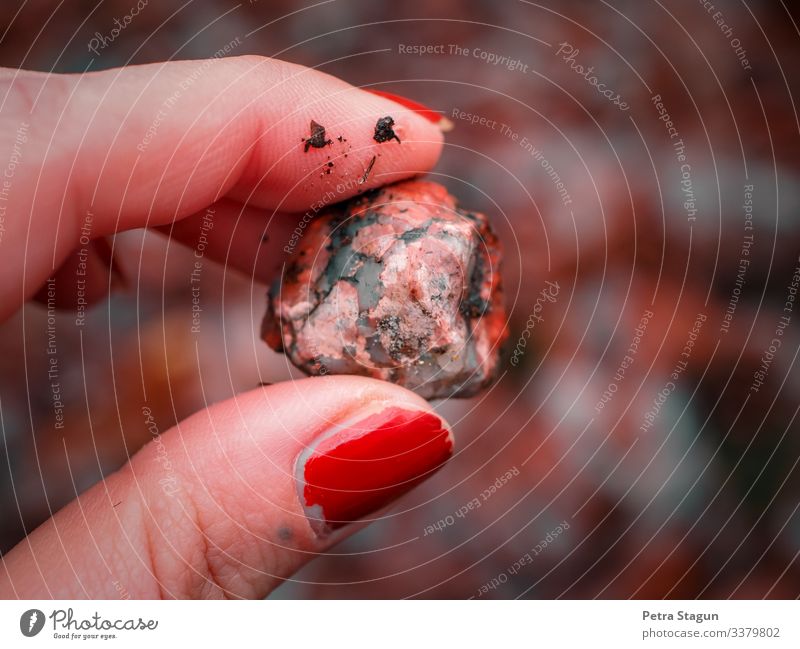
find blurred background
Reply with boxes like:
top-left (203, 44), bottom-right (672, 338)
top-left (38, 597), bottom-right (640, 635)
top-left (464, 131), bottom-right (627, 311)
top-left (1, 0), bottom-right (799, 598)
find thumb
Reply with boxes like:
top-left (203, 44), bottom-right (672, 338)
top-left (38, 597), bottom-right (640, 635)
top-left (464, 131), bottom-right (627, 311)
top-left (0, 377), bottom-right (452, 599)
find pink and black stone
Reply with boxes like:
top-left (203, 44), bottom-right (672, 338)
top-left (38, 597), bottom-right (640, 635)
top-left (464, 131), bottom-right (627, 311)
top-left (262, 180), bottom-right (507, 399)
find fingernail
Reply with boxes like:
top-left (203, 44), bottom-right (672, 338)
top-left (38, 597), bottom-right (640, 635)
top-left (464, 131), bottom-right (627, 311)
top-left (296, 404), bottom-right (453, 535)
top-left (365, 89), bottom-right (454, 132)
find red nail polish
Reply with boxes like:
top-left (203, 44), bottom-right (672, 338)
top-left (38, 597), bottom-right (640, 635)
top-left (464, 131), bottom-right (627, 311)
top-left (298, 406), bottom-right (453, 534)
top-left (365, 89), bottom-right (448, 127)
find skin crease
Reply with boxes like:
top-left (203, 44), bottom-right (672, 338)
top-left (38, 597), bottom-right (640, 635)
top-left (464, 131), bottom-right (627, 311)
top-left (0, 55), bottom-right (449, 599)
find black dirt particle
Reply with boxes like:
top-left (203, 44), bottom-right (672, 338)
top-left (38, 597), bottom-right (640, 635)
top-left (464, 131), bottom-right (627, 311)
top-left (373, 116), bottom-right (401, 144)
top-left (359, 155), bottom-right (377, 184)
top-left (399, 227), bottom-right (425, 242)
top-left (460, 254), bottom-right (490, 318)
top-left (303, 120), bottom-right (332, 152)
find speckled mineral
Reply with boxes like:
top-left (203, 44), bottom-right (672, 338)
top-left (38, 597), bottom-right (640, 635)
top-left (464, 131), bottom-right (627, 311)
top-left (263, 180), bottom-right (507, 399)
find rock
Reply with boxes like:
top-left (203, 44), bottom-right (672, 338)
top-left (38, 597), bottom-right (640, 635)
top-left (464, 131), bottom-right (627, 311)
top-left (263, 180), bottom-right (507, 399)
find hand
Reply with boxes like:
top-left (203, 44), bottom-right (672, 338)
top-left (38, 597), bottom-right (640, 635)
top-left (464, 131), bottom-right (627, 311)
top-left (0, 56), bottom-right (452, 599)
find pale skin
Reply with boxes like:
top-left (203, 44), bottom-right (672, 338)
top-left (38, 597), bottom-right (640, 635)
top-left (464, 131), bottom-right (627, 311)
top-left (0, 55), bottom-right (446, 599)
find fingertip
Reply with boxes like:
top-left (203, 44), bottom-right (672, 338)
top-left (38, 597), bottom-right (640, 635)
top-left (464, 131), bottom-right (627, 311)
top-left (229, 75), bottom-right (445, 212)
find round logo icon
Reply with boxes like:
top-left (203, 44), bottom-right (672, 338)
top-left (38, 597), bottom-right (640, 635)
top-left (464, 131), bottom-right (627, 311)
top-left (20, 609), bottom-right (45, 637)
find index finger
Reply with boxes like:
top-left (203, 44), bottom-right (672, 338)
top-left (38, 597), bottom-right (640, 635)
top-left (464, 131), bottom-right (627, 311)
top-left (70, 55), bottom-right (445, 224)
top-left (0, 56), bottom-right (445, 312)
